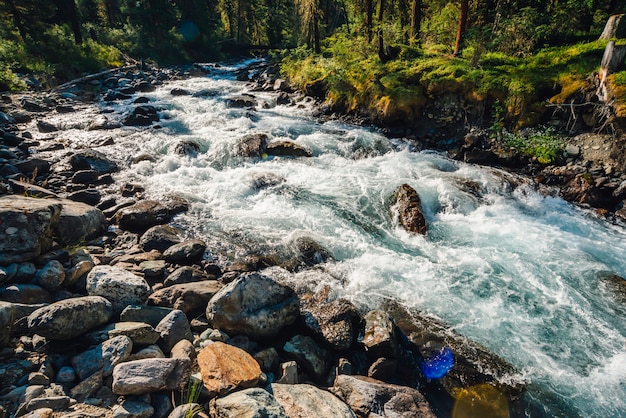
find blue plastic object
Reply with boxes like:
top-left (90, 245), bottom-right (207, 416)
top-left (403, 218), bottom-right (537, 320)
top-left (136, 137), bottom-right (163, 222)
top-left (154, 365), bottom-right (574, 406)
top-left (420, 346), bottom-right (454, 379)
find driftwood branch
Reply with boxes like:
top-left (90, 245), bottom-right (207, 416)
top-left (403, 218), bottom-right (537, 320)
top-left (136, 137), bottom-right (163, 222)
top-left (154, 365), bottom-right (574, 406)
top-left (52, 64), bottom-right (138, 91)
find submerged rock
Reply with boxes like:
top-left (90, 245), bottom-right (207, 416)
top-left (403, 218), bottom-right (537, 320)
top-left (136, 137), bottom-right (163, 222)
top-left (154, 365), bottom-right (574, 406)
top-left (266, 140), bottom-right (313, 158)
top-left (70, 149), bottom-right (119, 174)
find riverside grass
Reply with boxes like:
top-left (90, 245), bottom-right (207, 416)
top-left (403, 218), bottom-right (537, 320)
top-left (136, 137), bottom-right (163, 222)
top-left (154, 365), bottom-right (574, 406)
top-left (280, 36), bottom-right (625, 131)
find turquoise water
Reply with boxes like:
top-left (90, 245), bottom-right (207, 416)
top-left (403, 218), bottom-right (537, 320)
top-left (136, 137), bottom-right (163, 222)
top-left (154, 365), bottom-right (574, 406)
top-left (56, 63), bottom-right (625, 417)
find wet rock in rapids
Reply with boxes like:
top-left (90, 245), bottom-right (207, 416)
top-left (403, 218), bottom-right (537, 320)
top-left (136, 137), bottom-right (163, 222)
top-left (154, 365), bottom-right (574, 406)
top-left (209, 388), bottom-right (287, 418)
top-left (36, 120), bottom-right (58, 133)
top-left (86, 265), bottom-right (152, 315)
top-left (26, 296), bottom-right (113, 340)
top-left (206, 272), bottom-right (299, 339)
top-left (123, 105), bottom-right (160, 126)
top-left (271, 383), bottom-right (356, 418)
top-left (173, 140), bottom-right (200, 156)
top-left (391, 183), bottom-right (427, 235)
top-left (70, 149), bottom-right (118, 174)
top-left (170, 88), bottom-right (190, 96)
top-left (266, 140), bottom-right (313, 158)
top-left (86, 114), bottom-right (121, 131)
top-left (0, 196), bottom-right (61, 264)
top-left (237, 133), bottom-right (269, 158)
top-left (198, 342), bottom-right (263, 396)
top-left (112, 358), bottom-right (191, 395)
top-left (291, 236), bottom-right (333, 268)
top-left (332, 375), bottom-right (436, 418)
top-left (226, 95), bottom-right (258, 108)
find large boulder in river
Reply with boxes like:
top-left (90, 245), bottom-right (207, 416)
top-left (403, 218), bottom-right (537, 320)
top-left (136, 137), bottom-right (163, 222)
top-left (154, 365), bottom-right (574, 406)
top-left (226, 95), bottom-right (258, 109)
top-left (206, 273), bottom-right (299, 339)
top-left (237, 133), bottom-right (269, 158)
top-left (27, 296), bottom-right (113, 340)
top-left (0, 196), bottom-right (61, 264)
top-left (391, 183), bottom-right (427, 234)
top-left (332, 375), bottom-right (436, 418)
top-left (114, 200), bottom-right (183, 232)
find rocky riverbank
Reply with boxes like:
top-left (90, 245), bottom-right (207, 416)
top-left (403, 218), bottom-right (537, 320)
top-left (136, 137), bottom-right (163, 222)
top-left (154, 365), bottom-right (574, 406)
top-left (0, 61), bottom-right (620, 418)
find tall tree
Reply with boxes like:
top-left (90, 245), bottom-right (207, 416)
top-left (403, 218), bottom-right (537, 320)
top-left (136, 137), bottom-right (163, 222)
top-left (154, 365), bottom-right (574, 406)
top-left (453, 0), bottom-right (468, 56)
top-left (295, 0), bottom-right (321, 52)
top-left (366, 0), bottom-right (373, 41)
top-left (410, 0), bottom-right (421, 43)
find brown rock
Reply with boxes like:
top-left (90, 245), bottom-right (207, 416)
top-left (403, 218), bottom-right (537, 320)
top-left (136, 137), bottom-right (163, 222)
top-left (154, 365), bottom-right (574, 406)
top-left (197, 342), bottom-right (262, 396)
top-left (392, 184), bottom-right (427, 234)
top-left (148, 280), bottom-right (221, 316)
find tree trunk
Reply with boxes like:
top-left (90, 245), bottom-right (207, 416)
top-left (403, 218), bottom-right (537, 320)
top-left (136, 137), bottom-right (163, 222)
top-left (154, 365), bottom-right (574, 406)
top-left (599, 14), bottom-right (626, 40)
top-left (6, 0), bottom-right (27, 40)
top-left (410, 0), bottom-right (421, 44)
top-left (366, 0), bottom-right (373, 42)
top-left (453, 0), bottom-right (469, 57)
top-left (378, 0), bottom-right (385, 25)
top-left (313, 13), bottom-right (321, 53)
top-left (597, 40), bottom-right (626, 101)
top-left (67, 0), bottom-right (82, 45)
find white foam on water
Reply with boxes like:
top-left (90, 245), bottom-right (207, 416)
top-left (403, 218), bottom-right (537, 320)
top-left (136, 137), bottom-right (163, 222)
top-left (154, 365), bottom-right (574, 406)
top-left (50, 72), bottom-right (625, 417)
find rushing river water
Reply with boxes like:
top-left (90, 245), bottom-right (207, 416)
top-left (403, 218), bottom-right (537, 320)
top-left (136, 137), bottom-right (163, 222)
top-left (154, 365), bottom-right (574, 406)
top-left (46, 61), bottom-right (625, 417)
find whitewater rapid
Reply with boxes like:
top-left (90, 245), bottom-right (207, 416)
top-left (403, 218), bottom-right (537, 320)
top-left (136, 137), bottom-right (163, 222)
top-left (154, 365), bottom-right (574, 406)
top-left (46, 62), bottom-right (626, 417)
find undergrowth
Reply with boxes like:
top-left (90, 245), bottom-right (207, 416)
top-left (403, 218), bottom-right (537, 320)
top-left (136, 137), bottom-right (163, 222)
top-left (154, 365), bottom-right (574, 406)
top-left (503, 127), bottom-right (565, 164)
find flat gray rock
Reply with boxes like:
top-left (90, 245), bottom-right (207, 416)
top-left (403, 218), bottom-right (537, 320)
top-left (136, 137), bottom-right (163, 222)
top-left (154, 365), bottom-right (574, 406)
top-left (27, 296), bottom-right (113, 340)
top-left (86, 265), bottom-right (152, 315)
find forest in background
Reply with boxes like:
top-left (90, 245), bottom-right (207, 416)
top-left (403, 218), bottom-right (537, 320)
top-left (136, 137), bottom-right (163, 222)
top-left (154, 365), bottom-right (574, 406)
top-left (0, 0), bottom-right (624, 88)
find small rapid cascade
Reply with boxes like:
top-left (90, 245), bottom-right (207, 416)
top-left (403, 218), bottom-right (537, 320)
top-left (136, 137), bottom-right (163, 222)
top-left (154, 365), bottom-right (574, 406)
top-left (48, 61), bottom-right (626, 417)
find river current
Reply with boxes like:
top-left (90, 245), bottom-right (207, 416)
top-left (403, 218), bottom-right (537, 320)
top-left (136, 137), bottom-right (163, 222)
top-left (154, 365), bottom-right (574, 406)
top-left (47, 62), bottom-right (625, 417)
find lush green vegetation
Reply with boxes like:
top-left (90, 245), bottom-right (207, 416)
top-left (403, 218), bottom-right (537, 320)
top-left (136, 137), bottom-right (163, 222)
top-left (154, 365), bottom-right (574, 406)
top-left (503, 128), bottom-right (565, 164)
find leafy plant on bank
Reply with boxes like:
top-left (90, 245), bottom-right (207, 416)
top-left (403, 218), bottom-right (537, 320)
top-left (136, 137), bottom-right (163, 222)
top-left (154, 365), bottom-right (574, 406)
top-left (503, 127), bottom-right (565, 164)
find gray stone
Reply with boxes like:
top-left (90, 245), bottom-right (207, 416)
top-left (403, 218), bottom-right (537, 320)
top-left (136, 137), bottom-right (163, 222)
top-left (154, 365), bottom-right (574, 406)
top-left (0, 284), bottom-right (52, 304)
top-left (149, 281), bottom-right (221, 316)
top-left (120, 305), bottom-right (173, 328)
top-left (163, 239), bottom-right (206, 264)
top-left (111, 400), bottom-right (154, 418)
top-left (253, 347), bottom-right (279, 373)
top-left (86, 321), bottom-right (160, 346)
top-left (70, 149), bottom-right (118, 174)
top-left (163, 266), bottom-right (206, 287)
top-left (210, 388), bottom-right (287, 417)
top-left (139, 225), bottom-right (182, 252)
top-left (170, 339), bottom-right (196, 361)
top-left (86, 265), bottom-right (152, 315)
top-left (392, 183), bottom-right (427, 235)
top-left (271, 383), bottom-right (356, 418)
top-left (0, 301), bottom-right (15, 348)
top-left (151, 392), bottom-right (174, 418)
top-left (361, 310), bottom-right (398, 359)
top-left (301, 298), bottom-right (360, 351)
top-left (15, 262), bottom-right (37, 282)
top-left (206, 273), bottom-right (299, 339)
top-left (266, 141), bottom-right (313, 158)
top-left (72, 335), bottom-right (133, 379)
top-left (276, 361), bottom-right (298, 385)
top-left (332, 375), bottom-right (436, 418)
top-left (51, 199), bottom-right (107, 247)
top-left (167, 404), bottom-right (203, 418)
top-left (225, 95), bottom-right (258, 108)
top-left (112, 358), bottom-right (191, 395)
top-left (27, 372), bottom-right (50, 385)
top-left (155, 309), bottom-right (193, 354)
top-left (0, 196), bottom-right (61, 264)
top-left (70, 370), bottom-right (103, 401)
top-left (27, 296), bottom-right (113, 340)
top-left (283, 335), bottom-right (330, 381)
top-left (64, 260), bottom-right (95, 287)
top-left (33, 260), bottom-right (66, 292)
top-left (24, 396), bottom-right (71, 413)
top-left (114, 200), bottom-right (172, 233)
top-left (55, 366), bottom-right (76, 383)
top-left (127, 344), bottom-right (165, 361)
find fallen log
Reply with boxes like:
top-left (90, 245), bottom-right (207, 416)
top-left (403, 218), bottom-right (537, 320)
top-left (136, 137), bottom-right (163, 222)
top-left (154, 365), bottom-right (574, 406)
top-left (52, 64), bottom-right (138, 91)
